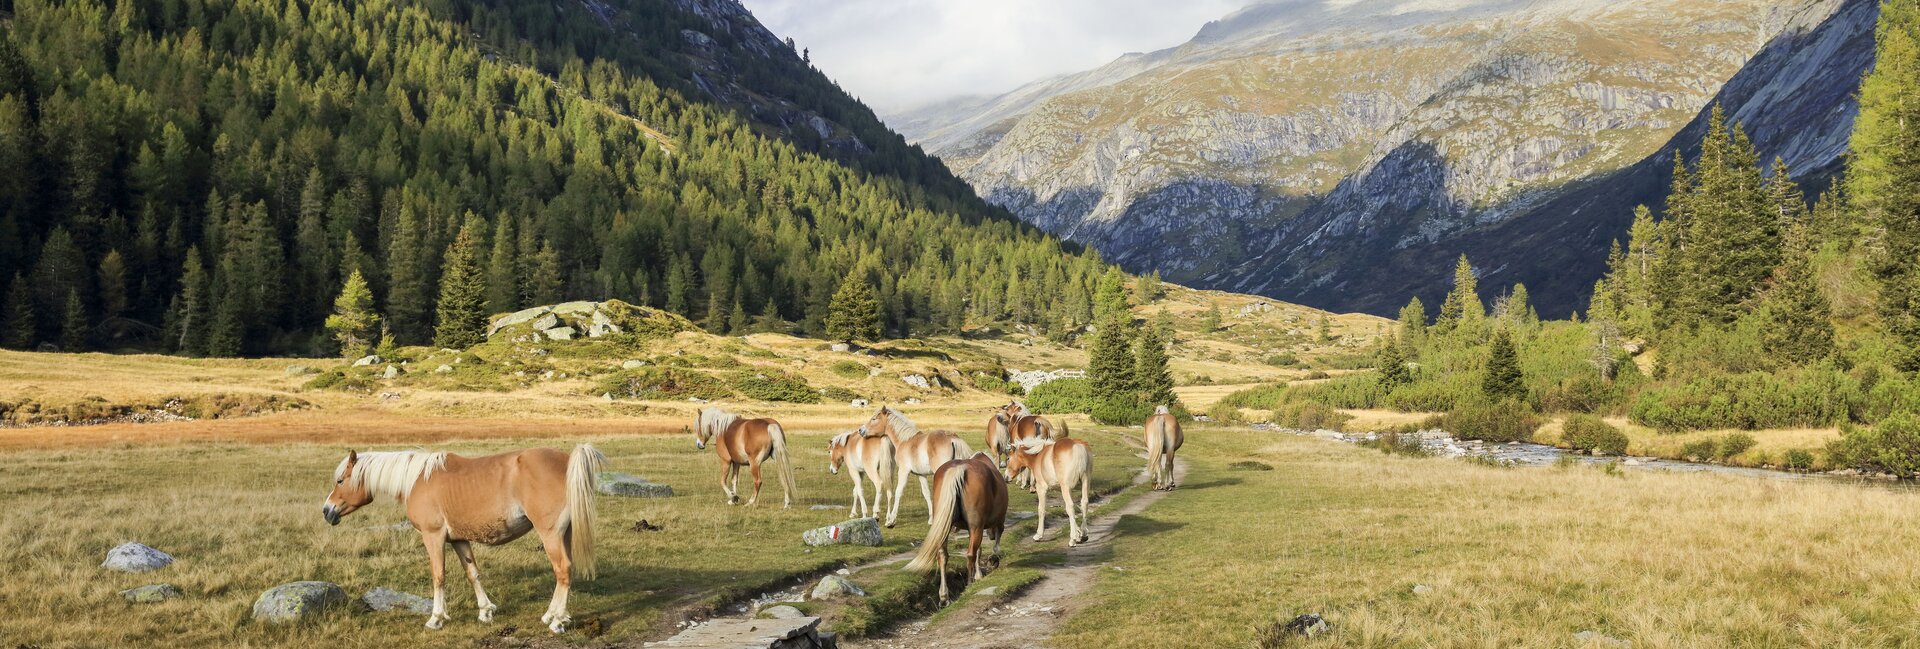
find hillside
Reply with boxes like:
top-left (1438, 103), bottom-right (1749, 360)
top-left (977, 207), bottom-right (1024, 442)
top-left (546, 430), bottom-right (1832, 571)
top-left (896, 0), bottom-right (1873, 316)
top-left (0, 0), bottom-right (1100, 358)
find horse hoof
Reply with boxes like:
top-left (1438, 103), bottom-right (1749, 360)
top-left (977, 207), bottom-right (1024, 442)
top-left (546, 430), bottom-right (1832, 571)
top-left (478, 608), bottom-right (495, 623)
top-left (425, 615), bottom-right (447, 630)
top-left (541, 612), bottom-right (553, 625)
top-left (548, 618), bottom-right (569, 634)
top-left (1032, 534), bottom-right (1044, 542)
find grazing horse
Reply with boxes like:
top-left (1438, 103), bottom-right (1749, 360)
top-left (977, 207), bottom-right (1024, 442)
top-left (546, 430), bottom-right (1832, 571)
top-left (694, 407), bottom-right (799, 508)
top-left (985, 401), bottom-right (1064, 468)
top-left (903, 452), bottom-right (1008, 604)
top-left (857, 405), bottom-right (974, 528)
top-left (321, 445), bottom-right (604, 634)
top-left (1004, 436), bottom-right (1093, 546)
top-left (1144, 404), bottom-right (1184, 490)
top-left (827, 430), bottom-right (895, 519)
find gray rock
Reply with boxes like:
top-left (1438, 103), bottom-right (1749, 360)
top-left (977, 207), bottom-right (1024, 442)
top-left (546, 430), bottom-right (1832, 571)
top-left (809, 574), bottom-right (867, 600)
top-left (1282, 613), bottom-right (1328, 638)
top-left (121, 583), bottom-right (181, 603)
top-left (434, 364), bottom-right (453, 374)
top-left (542, 326), bottom-right (577, 341)
top-left (284, 365), bottom-right (315, 376)
top-left (802, 518), bottom-right (883, 547)
top-left (360, 587), bottom-right (431, 615)
top-left (830, 343), bottom-right (851, 353)
top-left (530, 313), bottom-right (561, 332)
top-left (621, 359), bottom-right (648, 369)
top-left (597, 472), bottom-right (674, 497)
top-left (809, 504), bottom-right (847, 511)
top-left (849, 399), bottom-right (869, 408)
top-left (601, 392), bottom-right (615, 402)
top-left (251, 581), bottom-right (348, 623)
top-left (1411, 584), bottom-right (1432, 595)
top-left (101, 542), bottom-right (173, 572)
top-left (975, 586), bottom-right (999, 598)
top-left (1574, 630), bottom-right (1630, 647)
top-left (901, 374), bottom-right (932, 390)
top-left (761, 604), bottom-right (806, 620)
top-left (382, 365), bottom-right (403, 379)
top-left (551, 301), bottom-right (598, 314)
top-left (352, 354), bottom-right (381, 367)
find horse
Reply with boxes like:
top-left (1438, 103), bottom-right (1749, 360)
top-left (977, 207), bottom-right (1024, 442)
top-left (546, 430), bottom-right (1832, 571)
top-left (827, 430), bottom-right (895, 519)
top-left (985, 400), bottom-right (1065, 468)
top-left (1144, 404), bottom-right (1184, 490)
top-left (903, 452), bottom-right (1008, 604)
top-left (694, 407), bottom-right (799, 508)
top-left (857, 405), bottom-right (975, 528)
top-left (321, 445), bottom-right (604, 634)
top-left (1004, 436), bottom-right (1093, 546)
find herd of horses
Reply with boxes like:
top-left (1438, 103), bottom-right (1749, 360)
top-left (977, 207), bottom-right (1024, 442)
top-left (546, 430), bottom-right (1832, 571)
top-left (317, 402), bottom-right (1185, 632)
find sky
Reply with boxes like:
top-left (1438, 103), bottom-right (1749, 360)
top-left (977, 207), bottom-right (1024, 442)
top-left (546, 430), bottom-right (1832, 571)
top-left (739, 0), bottom-right (1252, 114)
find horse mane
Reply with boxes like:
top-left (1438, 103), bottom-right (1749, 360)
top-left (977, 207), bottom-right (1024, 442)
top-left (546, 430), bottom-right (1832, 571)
top-left (336, 451), bottom-right (447, 500)
top-left (885, 409), bottom-right (919, 436)
top-left (829, 430), bottom-right (854, 447)
top-left (1013, 436), bottom-right (1052, 454)
top-left (699, 407), bottom-right (739, 440)
top-left (1012, 401), bottom-right (1031, 415)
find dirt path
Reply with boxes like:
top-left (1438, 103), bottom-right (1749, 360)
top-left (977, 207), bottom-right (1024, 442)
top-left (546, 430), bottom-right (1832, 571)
top-left (846, 453), bottom-right (1188, 649)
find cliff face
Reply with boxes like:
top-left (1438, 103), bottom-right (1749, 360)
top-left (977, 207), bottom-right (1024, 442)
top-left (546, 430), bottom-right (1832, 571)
top-left (898, 0), bottom-right (1874, 316)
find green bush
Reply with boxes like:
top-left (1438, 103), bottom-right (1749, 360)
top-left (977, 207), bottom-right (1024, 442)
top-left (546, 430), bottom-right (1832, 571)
top-left (1562, 414), bottom-right (1628, 456)
top-left (1536, 372), bottom-right (1626, 414)
top-left (731, 372), bottom-right (821, 403)
top-left (1090, 395), bottom-right (1155, 426)
top-left (1205, 401), bottom-right (1245, 424)
top-left (1282, 374), bottom-right (1383, 409)
top-left (1782, 448), bottom-right (1816, 471)
top-left (594, 367), bottom-right (732, 401)
top-left (1217, 383), bottom-right (1291, 410)
top-left (828, 360), bottom-right (869, 379)
top-left (1681, 439), bottom-right (1720, 461)
top-left (1382, 374), bottom-right (1476, 412)
top-left (1827, 414), bottom-right (1920, 477)
top-left (967, 371), bottom-right (1022, 395)
top-left (1026, 378), bottom-right (1096, 414)
top-left (1442, 399), bottom-right (1540, 443)
top-left (1360, 431), bottom-right (1430, 457)
top-left (302, 371), bottom-right (372, 393)
top-left (1717, 431), bottom-right (1757, 460)
top-left (1315, 353), bottom-right (1376, 370)
top-left (1630, 369), bottom-right (1850, 432)
top-left (819, 386), bottom-right (863, 403)
top-left (1264, 353), bottom-right (1300, 368)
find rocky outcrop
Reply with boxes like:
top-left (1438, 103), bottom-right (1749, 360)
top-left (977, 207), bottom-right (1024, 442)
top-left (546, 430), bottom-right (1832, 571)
top-left (486, 300), bottom-right (692, 343)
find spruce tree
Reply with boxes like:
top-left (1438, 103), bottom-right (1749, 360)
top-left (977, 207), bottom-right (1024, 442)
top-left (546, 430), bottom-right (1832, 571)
top-left (528, 242), bottom-right (564, 305)
top-left (728, 295), bottom-right (750, 334)
top-left (486, 216), bottom-right (519, 313)
top-left (385, 207), bottom-right (430, 344)
top-left (173, 247), bottom-right (209, 355)
top-left (1436, 255), bottom-right (1482, 333)
top-left (3, 273), bottom-right (33, 349)
top-left (1377, 339), bottom-right (1412, 390)
top-left (1397, 297), bottom-right (1427, 346)
top-left (825, 271), bottom-right (881, 343)
top-left (1093, 266), bottom-right (1130, 321)
top-left (1851, 1), bottom-right (1920, 370)
top-left (1760, 222), bottom-right (1834, 365)
top-left (1133, 311), bottom-right (1176, 407)
top-left (1087, 310), bottom-right (1137, 400)
top-left (1482, 328), bottom-right (1526, 402)
top-left (327, 270), bottom-right (379, 357)
top-left (1673, 105), bottom-right (1780, 326)
top-left (97, 250), bottom-right (127, 320)
top-left (433, 220), bottom-right (488, 349)
top-left (1504, 283), bottom-right (1537, 332)
top-left (61, 289), bottom-right (87, 352)
top-left (1135, 271), bottom-right (1164, 304)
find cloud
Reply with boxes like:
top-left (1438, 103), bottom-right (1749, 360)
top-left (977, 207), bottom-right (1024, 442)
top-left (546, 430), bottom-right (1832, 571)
top-left (740, 0), bottom-right (1251, 113)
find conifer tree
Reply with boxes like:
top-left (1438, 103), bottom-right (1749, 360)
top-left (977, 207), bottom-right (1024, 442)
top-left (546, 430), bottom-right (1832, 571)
top-left (1088, 310), bottom-right (1137, 400)
top-left (1377, 339), bottom-right (1412, 390)
top-left (1671, 105), bottom-right (1780, 326)
top-left (1133, 311), bottom-right (1175, 407)
top-left (3, 273), bottom-right (33, 349)
top-left (1135, 271), bottom-right (1164, 304)
top-left (1436, 255), bottom-right (1482, 333)
top-left (61, 289), bottom-right (87, 351)
top-left (1503, 283), bottom-right (1538, 332)
top-left (433, 220), bottom-right (488, 349)
top-left (173, 247), bottom-right (209, 355)
top-left (1200, 302), bottom-right (1222, 332)
top-left (1483, 328), bottom-right (1526, 402)
top-left (486, 216), bottom-right (519, 313)
top-left (1093, 267), bottom-right (1130, 321)
top-left (728, 295), bottom-right (750, 334)
top-left (1397, 297), bottom-right (1427, 347)
top-left (1759, 222), bottom-right (1834, 365)
top-left (326, 270), bottom-right (379, 357)
top-left (825, 271), bottom-right (881, 343)
top-left (529, 242), bottom-right (564, 305)
top-left (1850, 1), bottom-right (1920, 370)
top-left (385, 207), bottom-right (430, 344)
top-left (97, 250), bottom-right (127, 320)
top-left (294, 169), bottom-right (332, 322)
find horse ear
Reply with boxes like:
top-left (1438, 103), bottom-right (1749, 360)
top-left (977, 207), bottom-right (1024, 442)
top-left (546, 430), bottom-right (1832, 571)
top-left (347, 450), bottom-right (357, 463)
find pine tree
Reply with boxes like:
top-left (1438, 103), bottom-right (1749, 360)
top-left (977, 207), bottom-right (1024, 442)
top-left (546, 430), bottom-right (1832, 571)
top-left (1759, 222), bottom-right (1834, 365)
top-left (385, 207), bottom-right (430, 344)
top-left (528, 242), bottom-right (564, 305)
top-left (1093, 266), bottom-right (1130, 321)
top-left (1482, 328), bottom-right (1526, 402)
top-left (1851, 1), bottom-right (1920, 370)
top-left (1436, 255), bottom-right (1482, 333)
top-left (486, 216), bottom-right (519, 313)
top-left (173, 247), bottom-right (210, 355)
top-left (1088, 310), bottom-right (1137, 400)
top-left (1670, 105), bottom-right (1780, 326)
top-left (3, 273), bottom-right (33, 349)
top-left (1397, 297), bottom-right (1427, 347)
top-left (433, 219), bottom-right (488, 349)
top-left (665, 253), bottom-right (692, 315)
top-left (97, 250), bottom-right (127, 320)
top-left (326, 270), bottom-right (379, 357)
top-left (1377, 339), bottom-right (1412, 390)
top-left (825, 271), bottom-right (881, 343)
top-left (1133, 311), bottom-right (1175, 407)
top-left (61, 289), bottom-right (87, 352)
top-left (1200, 302), bottom-right (1222, 332)
top-left (294, 168), bottom-right (333, 322)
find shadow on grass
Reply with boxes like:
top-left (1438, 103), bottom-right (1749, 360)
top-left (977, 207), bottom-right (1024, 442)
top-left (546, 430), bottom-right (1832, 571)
top-left (1175, 475), bottom-right (1244, 491)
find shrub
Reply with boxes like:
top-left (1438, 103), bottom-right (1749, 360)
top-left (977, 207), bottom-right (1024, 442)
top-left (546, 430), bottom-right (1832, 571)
top-left (1681, 438), bottom-right (1720, 462)
top-left (1782, 448), bottom-right (1816, 471)
top-left (1304, 370), bottom-right (1332, 380)
top-left (967, 371), bottom-right (1022, 395)
top-left (1026, 378), bottom-right (1096, 414)
top-left (1217, 383), bottom-right (1291, 411)
top-left (828, 360), bottom-right (869, 379)
top-left (1562, 414), bottom-right (1628, 456)
top-left (1090, 395), bottom-right (1155, 426)
top-left (1630, 369), bottom-right (1850, 432)
top-left (1717, 431), bottom-right (1757, 460)
top-left (1382, 374), bottom-right (1477, 412)
top-left (819, 386), bottom-right (863, 403)
top-left (1283, 374), bottom-right (1382, 408)
top-left (594, 367), bottom-right (732, 401)
top-left (1205, 401), bottom-right (1245, 425)
top-left (731, 372), bottom-right (820, 403)
top-left (1272, 402), bottom-right (1353, 431)
top-left (1826, 413), bottom-right (1920, 477)
top-left (1316, 353), bottom-right (1376, 370)
top-left (1536, 372), bottom-right (1625, 414)
top-left (1360, 431), bottom-right (1430, 457)
top-left (1442, 399), bottom-right (1540, 443)
top-left (1264, 353), bottom-right (1300, 367)
top-left (302, 371), bottom-right (371, 393)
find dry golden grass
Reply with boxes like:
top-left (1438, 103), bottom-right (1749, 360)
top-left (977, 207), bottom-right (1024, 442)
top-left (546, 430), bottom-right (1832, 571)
top-left (1527, 416), bottom-right (1839, 468)
top-left (1341, 409), bottom-right (1443, 432)
top-left (1056, 427), bottom-right (1920, 648)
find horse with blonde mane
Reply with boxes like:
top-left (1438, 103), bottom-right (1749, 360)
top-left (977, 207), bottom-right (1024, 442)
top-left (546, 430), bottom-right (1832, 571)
top-left (1004, 435), bottom-right (1093, 546)
top-left (1144, 404), bottom-right (1184, 490)
top-left (857, 405), bottom-right (974, 528)
top-left (985, 400), bottom-right (1064, 469)
top-left (321, 445), bottom-right (605, 633)
top-left (902, 452), bottom-right (1008, 604)
top-left (694, 407), bottom-right (799, 508)
top-left (827, 430), bottom-right (895, 519)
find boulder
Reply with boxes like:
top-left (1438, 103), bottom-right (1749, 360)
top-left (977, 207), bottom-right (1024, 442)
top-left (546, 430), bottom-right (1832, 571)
top-left (622, 359), bottom-right (648, 369)
top-left (597, 472), bottom-right (674, 497)
top-left (1411, 584), bottom-right (1432, 595)
top-left (352, 354), bottom-right (381, 367)
top-left (382, 365), bottom-right (403, 379)
top-left (1281, 613), bottom-right (1328, 638)
top-left (829, 343), bottom-right (851, 353)
top-left (760, 605), bottom-right (806, 620)
top-left (802, 518), bottom-right (883, 547)
top-left (809, 575), bottom-right (867, 600)
top-left (360, 587), bottom-right (431, 615)
top-left (121, 584), bottom-right (181, 603)
top-left (530, 313), bottom-right (561, 332)
top-left (251, 581), bottom-right (348, 623)
top-left (487, 306), bottom-right (553, 336)
top-left (542, 326), bottom-right (577, 341)
top-left (434, 365), bottom-right (453, 374)
top-left (849, 399), bottom-right (869, 408)
top-left (901, 374), bottom-right (932, 390)
top-left (101, 542), bottom-right (174, 572)
top-left (551, 301), bottom-right (599, 314)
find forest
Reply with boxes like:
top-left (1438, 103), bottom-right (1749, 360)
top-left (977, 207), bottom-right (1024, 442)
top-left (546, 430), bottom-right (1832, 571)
top-left (0, 0), bottom-right (1109, 356)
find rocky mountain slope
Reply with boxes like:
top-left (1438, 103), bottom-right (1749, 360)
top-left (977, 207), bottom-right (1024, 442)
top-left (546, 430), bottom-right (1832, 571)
top-left (896, 0), bottom-right (1873, 316)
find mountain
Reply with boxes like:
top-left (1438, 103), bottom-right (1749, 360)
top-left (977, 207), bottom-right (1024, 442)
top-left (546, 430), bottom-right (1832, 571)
top-left (0, 0), bottom-right (1108, 355)
top-left (897, 0), bottom-right (1874, 317)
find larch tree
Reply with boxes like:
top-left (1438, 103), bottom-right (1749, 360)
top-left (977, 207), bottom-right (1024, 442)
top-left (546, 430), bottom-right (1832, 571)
top-left (433, 219), bottom-right (489, 349)
top-left (1436, 254), bottom-right (1482, 333)
top-left (1849, 0), bottom-right (1920, 370)
top-left (326, 270), bottom-right (379, 357)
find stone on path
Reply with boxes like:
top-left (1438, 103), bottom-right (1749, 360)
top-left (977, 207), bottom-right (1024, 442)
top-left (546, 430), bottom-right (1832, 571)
top-left (597, 472), bottom-right (675, 497)
top-left (101, 542), bottom-right (174, 572)
top-left (760, 605), bottom-right (806, 620)
top-left (121, 584), bottom-right (181, 603)
top-left (801, 518), bottom-right (882, 547)
top-left (251, 581), bottom-right (348, 623)
top-left (360, 587), bottom-right (431, 615)
top-left (644, 616), bottom-right (834, 648)
top-left (809, 575), bottom-right (867, 600)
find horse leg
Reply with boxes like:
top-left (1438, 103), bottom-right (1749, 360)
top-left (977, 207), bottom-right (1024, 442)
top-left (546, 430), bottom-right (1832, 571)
top-left (936, 536), bottom-right (951, 605)
top-left (919, 473), bottom-right (934, 524)
top-left (721, 463), bottom-right (738, 505)
top-left (851, 471), bottom-right (866, 517)
top-left (535, 526), bottom-right (573, 634)
top-left (747, 457), bottom-right (764, 507)
top-left (886, 464), bottom-right (910, 528)
top-left (421, 529), bottom-right (451, 629)
top-left (1166, 451), bottom-right (1178, 489)
top-left (1064, 478), bottom-right (1083, 547)
top-left (1032, 481), bottom-right (1050, 542)
top-left (967, 524), bottom-right (984, 581)
top-left (451, 540), bottom-right (496, 622)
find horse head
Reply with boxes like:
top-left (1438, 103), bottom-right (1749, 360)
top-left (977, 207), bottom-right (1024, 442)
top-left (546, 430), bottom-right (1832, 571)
top-left (1002, 437), bottom-right (1050, 482)
top-left (826, 431), bottom-right (853, 475)
top-left (321, 450), bottom-right (374, 526)
top-left (858, 405), bottom-right (891, 437)
top-left (693, 408), bottom-right (733, 450)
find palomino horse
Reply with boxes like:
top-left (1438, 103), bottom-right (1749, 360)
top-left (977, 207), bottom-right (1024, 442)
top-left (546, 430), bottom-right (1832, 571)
top-left (1144, 404), bottom-right (1184, 490)
top-left (903, 452), bottom-right (1008, 604)
top-left (694, 407), bottom-right (799, 508)
top-left (1004, 436), bottom-right (1093, 546)
top-left (985, 400), bottom-right (1064, 468)
top-left (321, 445), bottom-right (605, 633)
top-left (827, 430), bottom-right (895, 519)
top-left (857, 405), bottom-right (975, 528)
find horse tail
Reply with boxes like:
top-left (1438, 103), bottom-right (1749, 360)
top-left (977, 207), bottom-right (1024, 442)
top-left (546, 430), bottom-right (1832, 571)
top-left (565, 444), bottom-right (606, 581)
top-left (1146, 418), bottom-right (1164, 481)
top-left (1076, 441), bottom-right (1093, 516)
top-left (878, 436), bottom-right (897, 488)
top-left (905, 465), bottom-right (967, 572)
top-left (951, 436), bottom-right (975, 461)
top-left (770, 422), bottom-right (799, 508)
